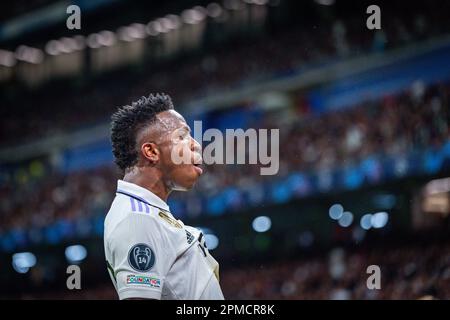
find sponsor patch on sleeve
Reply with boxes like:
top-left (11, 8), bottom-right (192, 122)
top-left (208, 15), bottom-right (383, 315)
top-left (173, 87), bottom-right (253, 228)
top-left (126, 275), bottom-right (161, 288)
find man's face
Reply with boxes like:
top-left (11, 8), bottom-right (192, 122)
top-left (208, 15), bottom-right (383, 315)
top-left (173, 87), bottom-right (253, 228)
top-left (140, 110), bottom-right (203, 191)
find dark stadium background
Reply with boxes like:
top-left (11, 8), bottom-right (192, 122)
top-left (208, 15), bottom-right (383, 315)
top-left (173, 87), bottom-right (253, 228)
top-left (0, 0), bottom-right (449, 299)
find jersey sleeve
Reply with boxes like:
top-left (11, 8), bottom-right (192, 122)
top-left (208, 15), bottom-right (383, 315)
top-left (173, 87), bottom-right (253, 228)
top-left (107, 212), bottom-right (177, 300)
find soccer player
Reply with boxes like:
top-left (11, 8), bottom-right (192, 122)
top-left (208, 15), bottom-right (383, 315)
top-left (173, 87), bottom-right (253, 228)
top-left (104, 93), bottom-right (224, 300)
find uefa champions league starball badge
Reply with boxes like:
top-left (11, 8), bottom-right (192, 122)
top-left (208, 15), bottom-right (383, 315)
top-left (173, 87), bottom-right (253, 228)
top-left (128, 243), bottom-right (156, 272)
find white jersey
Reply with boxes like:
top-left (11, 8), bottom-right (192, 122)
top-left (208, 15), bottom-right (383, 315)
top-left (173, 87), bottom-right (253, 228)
top-left (104, 180), bottom-right (224, 300)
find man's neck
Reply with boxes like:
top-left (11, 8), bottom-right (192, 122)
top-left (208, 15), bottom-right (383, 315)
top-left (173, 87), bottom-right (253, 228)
top-left (123, 166), bottom-right (170, 202)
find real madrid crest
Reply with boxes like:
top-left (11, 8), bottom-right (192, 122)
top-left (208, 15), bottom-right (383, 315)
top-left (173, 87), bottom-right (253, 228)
top-left (158, 210), bottom-right (183, 228)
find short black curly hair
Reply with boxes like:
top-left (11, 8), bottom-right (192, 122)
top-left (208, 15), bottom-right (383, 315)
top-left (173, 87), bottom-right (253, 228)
top-left (110, 93), bottom-right (174, 171)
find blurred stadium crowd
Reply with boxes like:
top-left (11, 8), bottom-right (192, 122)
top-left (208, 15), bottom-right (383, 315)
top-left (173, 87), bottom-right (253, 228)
top-left (1, 80), bottom-right (449, 234)
top-left (221, 240), bottom-right (450, 299)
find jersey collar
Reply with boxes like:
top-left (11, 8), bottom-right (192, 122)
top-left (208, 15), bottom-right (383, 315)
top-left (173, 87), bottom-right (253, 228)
top-left (117, 180), bottom-right (170, 213)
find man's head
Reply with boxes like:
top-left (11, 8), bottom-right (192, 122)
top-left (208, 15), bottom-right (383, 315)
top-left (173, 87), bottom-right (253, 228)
top-left (111, 93), bottom-right (202, 191)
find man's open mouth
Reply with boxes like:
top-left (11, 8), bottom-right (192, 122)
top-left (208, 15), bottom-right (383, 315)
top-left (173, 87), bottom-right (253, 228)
top-left (193, 163), bottom-right (203, 175)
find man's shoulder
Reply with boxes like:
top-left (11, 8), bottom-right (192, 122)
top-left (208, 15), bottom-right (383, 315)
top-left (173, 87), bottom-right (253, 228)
top-left (104, 196), bottom-right (190, 259)
top-left (104, 193), bottom-right (157, 240)
top-left (105, 192), bottom-right (187, 238)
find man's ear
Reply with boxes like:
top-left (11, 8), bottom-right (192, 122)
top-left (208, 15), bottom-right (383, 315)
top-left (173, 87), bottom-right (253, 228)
top-left (141, 142), bottom-right (160, 164)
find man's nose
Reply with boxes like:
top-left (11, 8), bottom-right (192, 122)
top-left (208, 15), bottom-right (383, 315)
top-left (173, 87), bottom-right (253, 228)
top-left (191, 137), bottom-right (201, 153)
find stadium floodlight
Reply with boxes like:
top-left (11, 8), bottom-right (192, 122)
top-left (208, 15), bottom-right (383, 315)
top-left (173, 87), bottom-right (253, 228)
top-left (146, 21), bottom-right (161, 36)
top-left (60, 37), bottom-right (79, 53)
top-left (182, 6), bottom-right (207, 25)
top-left (204, 234), bottom-right (219, 250)
top-left (153, 19), bottom-right (169, 33)
top-left (193, 6), bottom-right (207, 17)
top-left (15, 45), bottom-right (44, 64)
top-left (45, 40), bottom-right (60, 56)
top-left (194, 227), bottom-right (219, 250)
top-left (158, 18), bottom-right (173, 33)
top-left (12, 252), bottom-right (37, 274)
top-left (329, 204), bottom-right (344, 220)
top-left (129, 23), bottom-right (147, 39)
top-left (206, 3), bottom-right (223, 18)
top-left (0, 49), bottom-right (16, 67)
top-left (424, 177), bottom-right (450, 195)
top-left (59, 38), bottom-right (73, 54)
top-left (97, 31), bottom-right (116, 47)
top-left (65, 245), bottom-right (87, 264)
top-left (87, 33), bottom-right (102, 48)
top-left (166, 15), bottom-right (181, 30)
top-left (182, 9), bottom-right (202, 25)
top-left (191, 8), bottom-right (205, 23)
top-left (360, 214), bottom-right (373, 230)
top-left (371, 212), bottom-right (389, 229)
top-left (252, 216), bottom-right (272, 233)
top-left (338, 211), bottom-right (353, 227)
top-left (181, 10), bottom-right (194, 24)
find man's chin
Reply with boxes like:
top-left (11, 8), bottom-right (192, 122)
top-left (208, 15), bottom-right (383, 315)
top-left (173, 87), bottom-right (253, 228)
top-left (171, 185), bottom-right (190, 192)
top-left (170, 179), bottom-right (198, 191)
